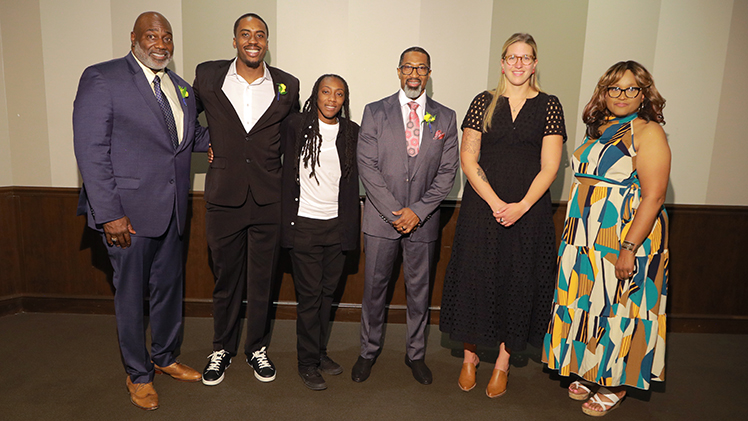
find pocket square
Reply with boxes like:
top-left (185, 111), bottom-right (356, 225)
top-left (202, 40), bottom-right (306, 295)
top-left (434, 130), bottom-right (445, 140)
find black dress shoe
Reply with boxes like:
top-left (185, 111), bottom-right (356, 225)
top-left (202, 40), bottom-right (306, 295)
top-left (298, 366), bottom-right (327, 391)
top-left (351, 356), bottom-right (374, 382)
top-left (405, 356), bottom-right (432, 385)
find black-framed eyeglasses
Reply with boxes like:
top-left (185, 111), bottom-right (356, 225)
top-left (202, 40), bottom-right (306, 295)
top-left (503, 54), bottom-right (535, 66)
top-left (607, 86), bottom-right (643, 99)
top-left (399, 65), bottom-right (430, 76)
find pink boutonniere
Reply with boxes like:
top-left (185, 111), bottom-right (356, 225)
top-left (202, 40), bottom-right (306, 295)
top-left (434, 130), bottom-right (445, 140)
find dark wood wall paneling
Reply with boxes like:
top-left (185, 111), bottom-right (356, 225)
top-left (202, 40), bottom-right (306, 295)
top-left (1, 187), bottom-right (746, 333)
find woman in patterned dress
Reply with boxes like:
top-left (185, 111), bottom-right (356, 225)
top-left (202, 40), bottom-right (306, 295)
top-left (543, 61), bottom-right (669, 416)
top-left (439, 33), bottom-right (566, 398)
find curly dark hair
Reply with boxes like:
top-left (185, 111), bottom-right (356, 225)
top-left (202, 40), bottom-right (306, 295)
top-left (297, 74), bottom-right (356, 182)
top-left (582, 60), bottom-right (666, 139)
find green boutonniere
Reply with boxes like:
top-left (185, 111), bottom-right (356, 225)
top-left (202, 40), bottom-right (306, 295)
top-left (178, 86), bottom-right (189, 98)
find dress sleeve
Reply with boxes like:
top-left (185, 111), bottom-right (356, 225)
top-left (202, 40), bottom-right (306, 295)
top-left (461, 91), bottom-right (492, 132)
top-left (544, 95), bottom-right (567, 142)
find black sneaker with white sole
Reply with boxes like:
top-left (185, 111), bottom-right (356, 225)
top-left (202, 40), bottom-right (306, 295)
top-left (202, 350), bottom-right (231, 386)
top-left (247, 346), bottom-right (276, 382)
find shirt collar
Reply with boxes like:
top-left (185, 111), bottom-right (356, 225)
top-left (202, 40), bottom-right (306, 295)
top-left (398, 89), bottom-right (427, 110)
top-left (228, 58), bottom-right (272, 85)
top-left (131, 51), bottom-right (167, 85)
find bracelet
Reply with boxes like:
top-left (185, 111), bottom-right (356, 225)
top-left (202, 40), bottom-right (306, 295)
top-left (621, 240), bottom-right (638, 252)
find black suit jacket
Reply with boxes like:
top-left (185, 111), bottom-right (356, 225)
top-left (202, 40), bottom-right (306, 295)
top-left (280, 113), bottom-right (360, 251)
top-left (193, 60), bottom-right (300, 207)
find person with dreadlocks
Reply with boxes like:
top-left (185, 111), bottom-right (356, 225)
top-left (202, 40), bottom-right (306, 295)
top-left (280, 74), bottom-right (360, 391)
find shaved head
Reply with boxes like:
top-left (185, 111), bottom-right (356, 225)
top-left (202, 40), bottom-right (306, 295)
top-left (130, 11), bottom-right (173, 71)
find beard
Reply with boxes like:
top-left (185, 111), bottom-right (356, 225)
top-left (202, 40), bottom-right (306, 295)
top-left (239, 55), bottom-right (263, 69)
top-left (238, 44), bottom-right (265, 69)
top-left (404, 85), bottom-right (422, 99)
top-left (132, 43), bottom-right (171, 71)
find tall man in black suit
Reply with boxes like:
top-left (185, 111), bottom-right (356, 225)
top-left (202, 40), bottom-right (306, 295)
top-left (353, 47), bottom-right (459, 385)
top-left (193, 13), bottom-right (300, 386)
top-left (73, 12), bottom-right (209, 410)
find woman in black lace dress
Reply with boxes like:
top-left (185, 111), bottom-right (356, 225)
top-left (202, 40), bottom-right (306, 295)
top-left (439, 33), bottom-right (566, 398)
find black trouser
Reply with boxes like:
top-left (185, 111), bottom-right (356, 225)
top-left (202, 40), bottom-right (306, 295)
top-left (289, 216), bottom-right (345, 369)
top-left (206, 192), bottom-right (280, 358)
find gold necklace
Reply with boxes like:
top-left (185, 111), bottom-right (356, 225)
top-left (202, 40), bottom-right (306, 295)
top-left (511, 98), bottom-right (526, 113)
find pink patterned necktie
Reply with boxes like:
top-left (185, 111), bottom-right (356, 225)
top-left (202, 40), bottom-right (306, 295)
top-left (405, 101), bottom-right (420, 156)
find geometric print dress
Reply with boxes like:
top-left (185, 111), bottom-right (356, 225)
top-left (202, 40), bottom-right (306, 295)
top-left (542, 112), bottom-right (669, 390)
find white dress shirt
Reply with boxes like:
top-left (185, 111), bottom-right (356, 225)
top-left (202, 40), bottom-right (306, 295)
top-left (222, 59), bottom-right (275, 133)
top-left (132, 52), bottom-right (184, 144)
top-left (398, 89), bottom-right (427, 149)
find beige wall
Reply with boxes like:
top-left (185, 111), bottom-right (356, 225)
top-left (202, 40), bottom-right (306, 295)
top-left (653, 0), bottom-right (734, 204)
top-left (708, 0), bottom-right (748, 205)
top-left (0, 0), bottom-right (51, 187)
top-left (1, 0), bottom-right (747, 205)
top-left (0, 19), bottom-right (11, 185)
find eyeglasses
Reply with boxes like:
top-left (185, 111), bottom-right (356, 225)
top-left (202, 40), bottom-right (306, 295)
top-left (399, 65), bottom-right (430, 76)
top-left (503, 54), bottom-right (535, 66)
top-left (607, 86), bottom-right (642, 99)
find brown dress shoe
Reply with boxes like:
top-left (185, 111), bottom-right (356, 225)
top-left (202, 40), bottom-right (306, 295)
top-left (126, 377), bottom-right (158, 410)
top-left (486, 368), bottom-right (508, 398)
top-left (458, 362), bottom-right (477, 391)
top-left (155, 362), bottom-right (201, 382)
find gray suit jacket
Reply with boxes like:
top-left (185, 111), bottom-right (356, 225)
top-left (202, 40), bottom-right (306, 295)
top-left (357, 92), bottom-right (459, 242)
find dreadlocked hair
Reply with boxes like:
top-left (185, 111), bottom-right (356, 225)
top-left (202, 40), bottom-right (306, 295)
top-left (296, 74), bottom-right (356, 184)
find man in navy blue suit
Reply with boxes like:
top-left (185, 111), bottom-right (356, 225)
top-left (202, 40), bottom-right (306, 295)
top-left (73, 11), bottom-right (209, 410)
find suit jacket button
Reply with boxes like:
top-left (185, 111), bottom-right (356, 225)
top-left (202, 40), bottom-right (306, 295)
top-left (295, 198), bottom-right (298, 202)
top-left (291, 222), bottom-right (295, 226)
top-left (246, 158), bottom-right (251, 163)
top-left (169, 179), bottom-right (174, 184)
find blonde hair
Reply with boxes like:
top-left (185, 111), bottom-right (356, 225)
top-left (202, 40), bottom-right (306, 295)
top-left (482, 33), bottom-right (542, 132)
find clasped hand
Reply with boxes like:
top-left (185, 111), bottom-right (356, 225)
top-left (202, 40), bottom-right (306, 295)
top-left (392, 207), bottom-right (420, 234)
top-left (493, 201), bottom-right (530, 227)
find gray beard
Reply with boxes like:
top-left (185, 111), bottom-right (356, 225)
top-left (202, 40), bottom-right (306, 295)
top-left (132, 43), bottom-right (171, 71)
top-left (404, 85), bottom-right (422, 99)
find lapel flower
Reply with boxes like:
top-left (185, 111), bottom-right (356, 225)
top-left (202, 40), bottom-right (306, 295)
top-left (434, 130), bottom-right (445, 140)
top-left (423, 112), bottom-right (436, 131)
top-left (276, 83), bottom-right (287, 101)
top-left (177, 86), bottom-right (189, 106)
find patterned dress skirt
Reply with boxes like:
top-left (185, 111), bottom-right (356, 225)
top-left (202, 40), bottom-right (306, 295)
top-left (542, 113), bottom-right (669, 390)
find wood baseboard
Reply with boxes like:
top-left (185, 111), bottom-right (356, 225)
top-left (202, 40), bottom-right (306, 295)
top-left (5, 295), bottom-right (748, 333)
top-left (0, 296), bottom-right (22, 317)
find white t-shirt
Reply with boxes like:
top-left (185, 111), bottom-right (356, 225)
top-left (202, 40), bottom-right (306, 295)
top-left (297, 120), bottom-right (341, 220)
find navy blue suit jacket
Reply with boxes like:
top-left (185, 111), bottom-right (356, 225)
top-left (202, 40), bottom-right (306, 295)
top-left (74, 53), bottom-right (210, 237)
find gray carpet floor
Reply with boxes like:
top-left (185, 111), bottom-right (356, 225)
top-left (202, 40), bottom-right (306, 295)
top-left (0, 312), bottom-right (745, 420)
